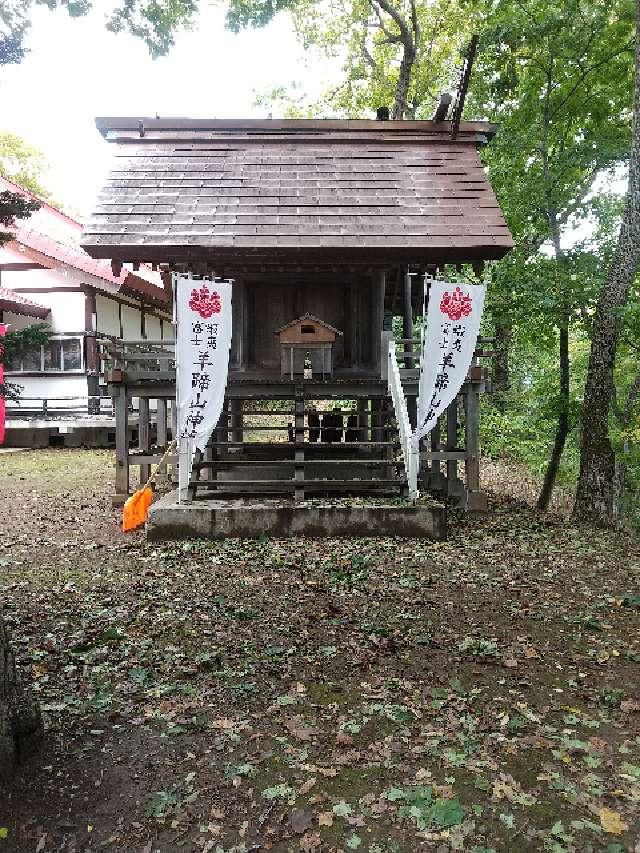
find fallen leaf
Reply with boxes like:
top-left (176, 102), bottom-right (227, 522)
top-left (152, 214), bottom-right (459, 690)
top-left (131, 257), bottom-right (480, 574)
top-left (336, 732), bottom-right (353, 746)
top-left (289, 808), bottom-right (314, 835)
top-left (620, 699), bottom-right (640, 713)
top-left (299, 831), bottom-right (321, 851)
top-left (299, 777), bottom-right (317, 796)
top-left (318, 811), bottom-right (334, 827)
top-left (599, 807), bottom-right (628, 835)
top-left (285, 716), bottom-right (319, 742)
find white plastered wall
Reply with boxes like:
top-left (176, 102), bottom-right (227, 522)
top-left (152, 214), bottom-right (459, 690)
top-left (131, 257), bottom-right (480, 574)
top-left (95, 294), bottom-right (120, 337)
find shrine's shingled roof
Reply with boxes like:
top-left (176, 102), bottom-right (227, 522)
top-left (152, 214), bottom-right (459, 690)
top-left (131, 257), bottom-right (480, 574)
top-left (81, 118), bottom-right (513, 273)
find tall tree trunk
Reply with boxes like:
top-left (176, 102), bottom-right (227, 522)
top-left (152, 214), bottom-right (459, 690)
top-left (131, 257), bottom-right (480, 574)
top-left (537, 310), bottom-right (570, 510)
top-left (536, 59), bottom-right (572, 512)
top-left (537, 206), bottom-right (570, 511)
top-left (492, 317), bottom-right (512, 394)
top-left (0, 613), bottom-right (43, 780)
top-left (573, 1), bottom-right (640, 526)
top-left (392, 45), bottom-right (416, 119)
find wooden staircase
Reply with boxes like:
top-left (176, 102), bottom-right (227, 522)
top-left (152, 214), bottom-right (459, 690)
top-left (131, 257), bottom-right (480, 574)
top-left (187, 383), bottom-right (406, 501)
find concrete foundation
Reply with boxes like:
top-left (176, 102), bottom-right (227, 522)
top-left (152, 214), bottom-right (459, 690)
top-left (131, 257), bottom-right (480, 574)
top-left (146, 492), bottom-right (446, 541)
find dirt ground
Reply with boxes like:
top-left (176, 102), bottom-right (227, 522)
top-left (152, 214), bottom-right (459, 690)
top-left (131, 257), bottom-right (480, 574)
top-left (1, 449), bottom-right (639, 853)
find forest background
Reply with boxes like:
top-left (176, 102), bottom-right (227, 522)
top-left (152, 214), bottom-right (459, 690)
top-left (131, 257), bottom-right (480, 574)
top-left (1, 0), bottom-right (639, 525)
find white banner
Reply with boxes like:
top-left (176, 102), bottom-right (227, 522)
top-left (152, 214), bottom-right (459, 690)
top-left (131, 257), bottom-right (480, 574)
top-left (175, 276), bottom-right (233, 494)
top-left (411, 281), bottom-right (485, 450)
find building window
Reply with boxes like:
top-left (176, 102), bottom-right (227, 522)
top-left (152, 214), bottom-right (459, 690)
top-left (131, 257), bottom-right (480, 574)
top-left (9, 335), bottom-right (85, 373)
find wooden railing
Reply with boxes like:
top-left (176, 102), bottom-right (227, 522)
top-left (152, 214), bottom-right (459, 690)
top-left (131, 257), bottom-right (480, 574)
top-left (5, 395), bottom-right (113, 418)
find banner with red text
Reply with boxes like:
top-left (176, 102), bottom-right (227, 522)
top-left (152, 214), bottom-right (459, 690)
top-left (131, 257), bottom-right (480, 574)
top-left (176, 276), bottom-right (233, 466)
top-left (411, 282), bottom-right (485, 450)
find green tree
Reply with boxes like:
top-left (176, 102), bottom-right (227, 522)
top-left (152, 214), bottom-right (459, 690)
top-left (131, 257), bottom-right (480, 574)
top-left (573, 0), bottom-right (640, 526)
top-left (1, 0), bottom-right (196, 63)
top-left (473, 0), bottom-right (635, 509)
top-left (0, 132), bottom-right (51, 199)
top-left (242, 0), bottom-right (476, 119)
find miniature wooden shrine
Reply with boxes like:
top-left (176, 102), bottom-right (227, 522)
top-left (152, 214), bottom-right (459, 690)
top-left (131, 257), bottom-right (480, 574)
top-left (276, 314), bottom-right (342, 378)
top-left (82, 118), bottom-right (513, 511)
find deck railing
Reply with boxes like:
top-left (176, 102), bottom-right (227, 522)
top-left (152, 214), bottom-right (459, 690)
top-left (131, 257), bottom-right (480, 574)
top-left (5, 395), bottom-right (113, 418)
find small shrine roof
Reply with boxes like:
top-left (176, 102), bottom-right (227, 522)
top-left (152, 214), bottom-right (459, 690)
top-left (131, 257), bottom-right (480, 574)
top-left (274, 313), bottom-right (343, 336)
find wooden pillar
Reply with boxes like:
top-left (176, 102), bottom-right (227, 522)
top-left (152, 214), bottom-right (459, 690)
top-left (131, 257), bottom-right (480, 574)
top-left (371, 270), bottom-right (386, 373)
top-left (157, 399), bottom-right (168, 448)
top-left (230, 399), bottom-right (243, 443)
top-left (429, 418), bottom-right (445, 492)
top-left (358, 398), bottom-right (369, 442)
top-left (84, 286), bottom-right (100, 415)
top-left (170, 398), bottom-right (177, 439)
top-left (446, 398), bottom-right (465, 501)
top-left (294, 384), bottom-right (305, 503)
top-left (220, 398), bottom-right (230, 443)
top-left (371, 398), bottom-right (384, 442)
top-left (348, 280), bottom-right (360, 368)
top-left (403, 269), bottom-right (417, 428)
top-left (114, 385), bottom-right (129, 504)
top-left (138, 397), bottom-right (150, 485)
top-left (465, 382), bottom-right (487, 510)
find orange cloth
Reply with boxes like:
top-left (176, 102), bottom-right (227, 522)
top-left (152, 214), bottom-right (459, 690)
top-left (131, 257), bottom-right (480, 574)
top-left (122, 485), bottom-right (153, 532)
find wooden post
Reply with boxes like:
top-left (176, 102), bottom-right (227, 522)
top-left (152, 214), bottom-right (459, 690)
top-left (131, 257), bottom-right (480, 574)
top-left (157, 399), bottom-right (168, 448)
top-left (188, 448), bottom-right (203, 501)
top-left (114, 385), bottom-right (129, 504)
top-left (348, 280), bottom-right (359, 368)
top-left (372, 270), bottom-right (385, 373)
top-left (138, 397), bottom-right (150, 485)
top-left (465, 382), bottom-right (487, 510)
top-left (429, 418), bottom-right (445, 492)
top-left (358, 399), bottom-right (369, 442)
top-left (230, 399), bottom-right (243, 443)
top-left (170, 398), bottom-right (177, 440)
top-left (403, 269), bottom-right (417, 428)
top-left (84, 286), bottom-right (100, 415)
top-left (446, 398), bottom-right (465, 501)
top-left (294, 384), bottom-right (305, 503)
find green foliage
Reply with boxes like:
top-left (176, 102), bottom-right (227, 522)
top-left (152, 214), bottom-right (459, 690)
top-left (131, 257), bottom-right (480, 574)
top-left (0, 132), bottom-right (52, 199)
top-left (251, 0), bottom-right (477, 118)
top-left (0, 0), bottom-right (197, 63)
top-left (0, 323), bottom-right (50, 401)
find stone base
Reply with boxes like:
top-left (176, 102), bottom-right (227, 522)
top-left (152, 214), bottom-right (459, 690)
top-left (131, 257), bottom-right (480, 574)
top-left (146, 492), bottom-right (446, 541)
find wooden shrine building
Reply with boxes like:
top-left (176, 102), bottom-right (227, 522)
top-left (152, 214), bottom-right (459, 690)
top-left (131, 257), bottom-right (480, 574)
top-left (82, 118), bottom-right (513, 511)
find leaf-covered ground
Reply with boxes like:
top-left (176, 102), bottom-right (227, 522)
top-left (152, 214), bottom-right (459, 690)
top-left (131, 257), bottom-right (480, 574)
top-left (1, 449), bottom-right (639, 853)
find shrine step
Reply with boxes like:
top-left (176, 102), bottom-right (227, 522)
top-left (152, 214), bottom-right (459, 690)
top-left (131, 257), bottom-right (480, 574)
top-left (207, 441), bottom-right (399, 449)
top-left (193, 458), bottom-right (400, 468)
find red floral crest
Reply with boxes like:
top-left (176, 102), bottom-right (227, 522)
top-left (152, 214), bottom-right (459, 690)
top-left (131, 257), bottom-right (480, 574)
top-left (440, 286), bottom-right (472, 321)
top-left (189, 284), bottom-right (221, 319)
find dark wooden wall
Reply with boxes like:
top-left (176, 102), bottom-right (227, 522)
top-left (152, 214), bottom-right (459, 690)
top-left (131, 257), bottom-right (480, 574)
top-left (231, 276), bottom-right (379, 372)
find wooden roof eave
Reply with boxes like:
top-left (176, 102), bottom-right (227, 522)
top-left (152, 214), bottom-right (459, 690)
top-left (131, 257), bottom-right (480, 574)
top-left (80, 240), bottom-right (514, 272)
top-left (95, 116), bottom-right (499, 143)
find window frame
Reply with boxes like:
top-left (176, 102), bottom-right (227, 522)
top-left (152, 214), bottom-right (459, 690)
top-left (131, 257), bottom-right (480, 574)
top-left (7, 334), bottom-right (85, 375)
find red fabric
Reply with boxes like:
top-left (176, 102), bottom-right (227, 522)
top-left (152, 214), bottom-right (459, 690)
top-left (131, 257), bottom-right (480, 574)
top-left (0, 323), bottom-right (6, 445)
